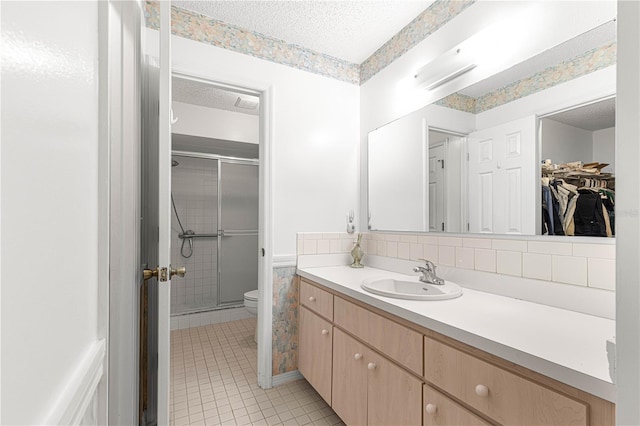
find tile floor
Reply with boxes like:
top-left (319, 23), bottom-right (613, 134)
top-left (170, 317), bottom-right (345, 426)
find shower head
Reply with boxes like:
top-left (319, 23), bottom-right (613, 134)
top-left (172, 160), bottom-right (179, 167)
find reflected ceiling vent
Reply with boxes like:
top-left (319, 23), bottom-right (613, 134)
top-left (234, 96), bottom-right (259, 110)
top-left (414, 47), bottom-right (476, 91)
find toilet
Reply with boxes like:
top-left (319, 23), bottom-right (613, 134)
top-left (243, 289), bottom-right (258, 316)
top-left (243, 290), bottom-right (258, 343)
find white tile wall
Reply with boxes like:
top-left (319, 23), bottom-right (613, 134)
top-left (587, 258), bottom-right (616, 291)
top-left (298, 232), bottom-right (616, 292)
top-left (552, 255), bottom-right (588, 286)
top-left (497, 251), bottom-right (522, 276)
top-left (522, 253), bottom-right (552, 281)
top-left (171, 156), bottom-right (219, 314)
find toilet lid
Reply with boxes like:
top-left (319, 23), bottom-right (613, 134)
top-left (244, 289), bottom-right (259, 301)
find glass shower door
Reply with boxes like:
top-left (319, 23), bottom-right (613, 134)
top-left (218, 160), bottom-right (259, 304)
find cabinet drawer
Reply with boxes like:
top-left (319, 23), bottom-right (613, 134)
top-left (423, 385), bottom-right (491, 426)
top-left (424, 337), bottom-right (587, 426)
top-left (334, 297), bottom-right (422, 375)
top-left (300, 279), bottom-right (334, 320)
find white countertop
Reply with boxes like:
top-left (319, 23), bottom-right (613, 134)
top-left (297, 265), bottom-right (616, 402)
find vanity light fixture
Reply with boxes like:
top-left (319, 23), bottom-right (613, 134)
top-left (414, 47), bottom-right (476, 91)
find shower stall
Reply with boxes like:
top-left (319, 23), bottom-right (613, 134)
top-left (170, 152), bottom-right (259, 316)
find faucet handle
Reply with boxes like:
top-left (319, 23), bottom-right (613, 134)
top-left (418, 258), bottom-right (436, 270)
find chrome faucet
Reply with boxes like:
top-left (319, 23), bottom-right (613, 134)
top-left (413, 259), bottom-right (445, 285)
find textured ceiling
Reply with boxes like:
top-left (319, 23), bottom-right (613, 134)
top-left (459, 21), bottom-right (616, 99)
top-left (172, 0), bottom-right (434, 63)
top-left (173, 76), bottom-right (260, 116)
top-left (546, 97), bottom-right (615, 132)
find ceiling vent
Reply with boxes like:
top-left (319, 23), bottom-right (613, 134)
top-left (234, 96), bottom-right (259, 110)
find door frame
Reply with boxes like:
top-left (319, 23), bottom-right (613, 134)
top-left (171, 69), bottom-right (275, 389)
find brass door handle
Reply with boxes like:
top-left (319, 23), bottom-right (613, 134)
top-left (143, 266), bottom-right (186, 281)
top-left (143, 268), bottom-right (158, 281)
top-left (170, 267), bottom-right (186, 278)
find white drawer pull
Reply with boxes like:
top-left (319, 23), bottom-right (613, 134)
top-left (367, 362), bottom-right (377, 370)
top-left (354, 353), bottom-right (363, 360)
top-left (308, 296), bottom-right (316, 302)
top-left (425, 404), bottom-right (437, 414)
top-left (475, 384), bottom-right (489, 397)
top-left (321, 329), bottom-right (329, 335)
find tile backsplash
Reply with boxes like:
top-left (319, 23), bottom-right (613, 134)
top-left (297, 232), bottom-right (615, 292)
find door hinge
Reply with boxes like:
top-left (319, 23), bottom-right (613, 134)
top-left (261, 248), bottom-right (265, 257)
top-left (441, 222), bottom-right (445, 231)
top-left (441, 159), bottom-right (445, 169)
top-left (467, 223), bottom-right (470, 231)
top-left (467, 152), bottom-right (470, 161)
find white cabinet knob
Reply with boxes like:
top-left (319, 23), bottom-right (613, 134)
top-left (367, 362), bottom-right (377, 370)
top-left (475, 384), bottom-right (489, 397)
top-left (354, 353), bottom-right (363, 360)
top-left (321, 329), bottom-right (329, 335)
top-left (308, 296), bottom-right (316, 302)
top-left (425, 404), bottom-right (437, 414)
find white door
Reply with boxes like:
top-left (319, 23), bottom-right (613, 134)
top-left (141, 4), bottom-right (173, 425)
top-left (467, 116), bottom-right (536, 234)
top-left (429, 144), bottom-right (446, 232)
top-left (157, 4), bottom-right (172, 425)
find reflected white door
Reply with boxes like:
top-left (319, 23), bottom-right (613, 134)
top-left (467, 116), bottom-right (536, 234)
top-left (429, 144), bottom-right (446, 232)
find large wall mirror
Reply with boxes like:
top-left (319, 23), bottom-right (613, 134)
top-left (368, 20), bottom-right (616, 236)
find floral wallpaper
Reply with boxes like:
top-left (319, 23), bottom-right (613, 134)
top-left (360, 0), bottom-right (476, 84)
top-left (145, 0), bottom-right (613, 98)
top-left (434, 92), bottom-right (477, 114)
top-left (144, 1), bottom-right (360, 84)
top-left (272, 266), bottom-right (299, 376)
top-left (474, 42), bottom-right (617, 113)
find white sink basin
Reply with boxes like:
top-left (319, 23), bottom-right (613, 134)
top-left (361, 276), bottom-right (463, 301)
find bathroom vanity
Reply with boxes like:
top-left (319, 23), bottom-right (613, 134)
top-left (296, 265), bottom-right (615, 426)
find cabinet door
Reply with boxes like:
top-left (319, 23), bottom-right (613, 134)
top-left (367, 352), bottom-right (422, 426)
top-left (299, 306), bottom-right (333, 404)
top-left (332, 329), bottom-right (368, 426)
top-left (423, 385), bottom-right (491, 426)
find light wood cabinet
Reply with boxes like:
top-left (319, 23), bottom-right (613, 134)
top-left (425, 336), bottom-right (588, 426)
top-left (423, 385), bottom-right (491, 426)
top-left (334, 296), bottom-right (423, 375)
top-left (367, 348), bottom-right (422, 425)
top-left (300, 279), bottom-right (334, 320)
top-left (298, 306), bottom-right (333, 404)
top-left (332, 328), bottom-right (368, 426)
top-left (332, 328), bottom-right (422, 426)
top-left (297, 276), bottom-right (614, 426)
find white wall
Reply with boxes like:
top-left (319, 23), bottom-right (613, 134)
top-left (172, 101), bottom-right (259, 144)
top-left (593, 127), bottom-right (615, 173)
top-left (1, 2), bottom-right (104, 424)
top-left (541, 119), bottom-right (594, 165)
top-left (147, 30), bottom-right (360, 257)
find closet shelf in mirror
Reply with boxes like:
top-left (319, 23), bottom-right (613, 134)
top-left (542, 161), bottom-right (614, 238)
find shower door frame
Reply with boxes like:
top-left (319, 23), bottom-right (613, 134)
top-left (171, 152), bottom-right (260, 309)
top-left (171, 69), bottom-right (274, 391)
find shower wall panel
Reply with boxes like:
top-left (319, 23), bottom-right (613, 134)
top-left (171, 156), bottom-right (218, 314)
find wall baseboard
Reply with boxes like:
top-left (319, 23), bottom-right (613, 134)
top-left (271, 370), bottom-right (303, 387)
top-left (43, 339), bottom-right (106, 425)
